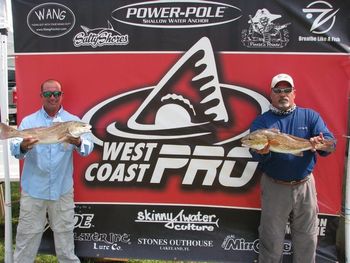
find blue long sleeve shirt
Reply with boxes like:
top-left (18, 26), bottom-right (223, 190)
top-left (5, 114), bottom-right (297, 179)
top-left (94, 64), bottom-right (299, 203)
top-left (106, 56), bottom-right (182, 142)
top-left (10, 107), bottom-right (94, 200)
top-left (250, 106), bottom-right (335, 181)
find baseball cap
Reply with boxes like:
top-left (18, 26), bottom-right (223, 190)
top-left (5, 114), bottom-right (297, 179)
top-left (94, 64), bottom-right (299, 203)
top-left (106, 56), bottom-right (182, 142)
top-left (271, 73), bottom-right (294, 88)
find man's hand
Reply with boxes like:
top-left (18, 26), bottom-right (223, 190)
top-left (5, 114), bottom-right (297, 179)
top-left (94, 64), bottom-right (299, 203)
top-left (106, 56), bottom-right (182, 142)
top-left (20, 136), bottom-right (39, 152)
top-left (310, 132), bottom-right (324, 152)
top-left (64, 135), bottom-right (82, 147)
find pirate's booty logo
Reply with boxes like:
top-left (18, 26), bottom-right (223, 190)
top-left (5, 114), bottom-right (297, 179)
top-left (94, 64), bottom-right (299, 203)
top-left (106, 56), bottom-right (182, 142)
top-left (241, 8), bottom-right (290, 48)
top-left (83, 37), bottom-right (269, 146)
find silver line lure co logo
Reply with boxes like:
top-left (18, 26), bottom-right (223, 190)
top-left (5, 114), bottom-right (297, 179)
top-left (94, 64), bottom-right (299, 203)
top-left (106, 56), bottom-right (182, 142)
top-left (111, 0), bottom-right (242, 28)
top-left (303, 1), bottom-right (339, 34)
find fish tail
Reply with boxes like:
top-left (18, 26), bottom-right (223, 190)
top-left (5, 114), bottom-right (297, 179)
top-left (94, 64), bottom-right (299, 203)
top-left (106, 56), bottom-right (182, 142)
top-left (0, 123), bottom-right (18, 140)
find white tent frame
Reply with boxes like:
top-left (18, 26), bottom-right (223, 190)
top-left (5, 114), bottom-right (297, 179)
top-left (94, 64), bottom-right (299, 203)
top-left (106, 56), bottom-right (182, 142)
top-left (0, 0), bottom-right (13, 262)
top-left (346, 134), bottom-right (350, 262)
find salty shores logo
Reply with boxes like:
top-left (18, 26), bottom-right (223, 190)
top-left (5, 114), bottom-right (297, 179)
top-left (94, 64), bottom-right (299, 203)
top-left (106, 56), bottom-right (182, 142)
top-left (82, 37), bottom-right (269, 188)
top-left (111, 0), bottom-right (242, 28)
top-left (73, 21), bottom-right (129, 48)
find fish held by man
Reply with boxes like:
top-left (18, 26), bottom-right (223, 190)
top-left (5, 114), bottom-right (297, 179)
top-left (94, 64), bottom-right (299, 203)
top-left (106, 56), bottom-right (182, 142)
top-left (0, 121), bottom-right (92, 144)
top-left (241, 128), bottom-right (335, 156)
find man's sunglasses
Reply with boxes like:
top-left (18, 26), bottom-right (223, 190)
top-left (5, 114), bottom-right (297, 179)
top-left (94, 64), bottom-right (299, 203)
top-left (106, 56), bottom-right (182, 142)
top-left (272, 87), bottom-right (294, 94)
top-left (42, 91), bottom-right (63, 98)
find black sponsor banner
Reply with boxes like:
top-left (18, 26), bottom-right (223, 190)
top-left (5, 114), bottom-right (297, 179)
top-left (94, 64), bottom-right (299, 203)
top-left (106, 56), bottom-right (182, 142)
top-left (11, 0), bottom-right (348, 262)
top-left (38, 204), bottom-right (339, 262)
top-left (12, 0), bottom-right (350, 53)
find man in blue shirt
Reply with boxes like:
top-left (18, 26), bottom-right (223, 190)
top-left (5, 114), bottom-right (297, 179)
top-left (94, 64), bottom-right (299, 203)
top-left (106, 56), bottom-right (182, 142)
top-left (250, 73), bottom-right (335, 263)
top-left (11, 79), bottom-right (94, 263)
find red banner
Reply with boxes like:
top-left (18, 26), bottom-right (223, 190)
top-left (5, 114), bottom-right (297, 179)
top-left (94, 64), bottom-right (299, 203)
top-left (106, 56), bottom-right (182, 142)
top-left (12, 0), bottom-right (350, 261)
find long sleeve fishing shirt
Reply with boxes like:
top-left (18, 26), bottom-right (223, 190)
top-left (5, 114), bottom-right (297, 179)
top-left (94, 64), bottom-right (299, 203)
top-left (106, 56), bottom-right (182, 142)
top-left (250, 106), bottom-right (335, 181)
top-left (11, 107), bottom-right (94, 200)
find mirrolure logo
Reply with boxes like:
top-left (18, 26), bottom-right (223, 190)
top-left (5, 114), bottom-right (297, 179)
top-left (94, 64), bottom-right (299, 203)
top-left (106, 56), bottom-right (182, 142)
top-left (111, 0), bottom-right (242, 28)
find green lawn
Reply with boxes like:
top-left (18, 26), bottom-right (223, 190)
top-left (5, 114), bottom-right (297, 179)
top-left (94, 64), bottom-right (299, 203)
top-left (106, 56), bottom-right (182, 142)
top-left (0, 182), bottom-right (206, 263)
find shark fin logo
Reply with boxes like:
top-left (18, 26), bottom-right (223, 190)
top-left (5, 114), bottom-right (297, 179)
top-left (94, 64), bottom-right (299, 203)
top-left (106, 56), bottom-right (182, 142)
top-left (82, 37), bottom-right (269, 187)
top-left (83, 37), bottom-right (269, 145)
top-left (128, 37), bottom-right (228, 131)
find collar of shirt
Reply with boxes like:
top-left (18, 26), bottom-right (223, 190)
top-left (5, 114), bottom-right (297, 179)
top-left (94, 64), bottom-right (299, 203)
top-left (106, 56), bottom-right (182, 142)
top-left (40, 106), bottom-right (64, 122)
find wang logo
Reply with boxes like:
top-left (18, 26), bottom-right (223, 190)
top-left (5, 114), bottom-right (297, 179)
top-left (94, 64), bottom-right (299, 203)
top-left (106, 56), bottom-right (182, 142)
top-left (83, 37), bottom-right (269, 146)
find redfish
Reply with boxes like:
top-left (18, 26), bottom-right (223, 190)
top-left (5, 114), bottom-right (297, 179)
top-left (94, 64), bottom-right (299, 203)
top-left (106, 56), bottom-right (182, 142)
top-left (0, 121), bottom-right (91, 144)
top-left (241, 129), bottom-right (335, 156)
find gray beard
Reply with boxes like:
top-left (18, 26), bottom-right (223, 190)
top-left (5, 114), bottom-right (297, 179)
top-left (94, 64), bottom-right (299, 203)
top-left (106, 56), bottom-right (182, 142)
top-left (269, 104), bottom-right (296, 115)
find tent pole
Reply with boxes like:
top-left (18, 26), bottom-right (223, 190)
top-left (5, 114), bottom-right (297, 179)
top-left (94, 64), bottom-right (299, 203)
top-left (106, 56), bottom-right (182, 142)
top-left (346, 135), bottom-right (350, 262)
top-left (0, 0), bottom-right (13, 262)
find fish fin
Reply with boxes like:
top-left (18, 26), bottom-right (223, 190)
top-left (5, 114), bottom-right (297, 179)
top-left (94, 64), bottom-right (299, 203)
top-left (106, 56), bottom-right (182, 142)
top-left (81, 25), bottom-right (90, 33)
top-left (257, 143), bottom-right (269, 150)
top-left (107, 20), bottom-right (114, 30)
top-left (268, 138), bottom-right (280, 147)
top-left (0, 123), bottom-right (18, 140)
top-left (57, 134), bottom-right (67, 142)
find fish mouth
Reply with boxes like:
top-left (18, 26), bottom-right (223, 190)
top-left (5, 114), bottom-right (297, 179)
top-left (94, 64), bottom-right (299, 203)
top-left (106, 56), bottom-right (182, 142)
top-left (82, 123), bottom-right (92, 131)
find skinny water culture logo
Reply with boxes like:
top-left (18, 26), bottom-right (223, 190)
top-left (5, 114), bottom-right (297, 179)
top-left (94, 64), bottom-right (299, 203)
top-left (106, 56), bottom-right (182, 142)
top-left (241, 8), bottom-right (290, 48)
top-left (135, 209), bottom-right (219, 231)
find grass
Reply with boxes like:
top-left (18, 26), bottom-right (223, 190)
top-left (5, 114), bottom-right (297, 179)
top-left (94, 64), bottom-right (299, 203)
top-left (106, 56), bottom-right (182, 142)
top-left (0, 182), bottom-right (206, 263)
